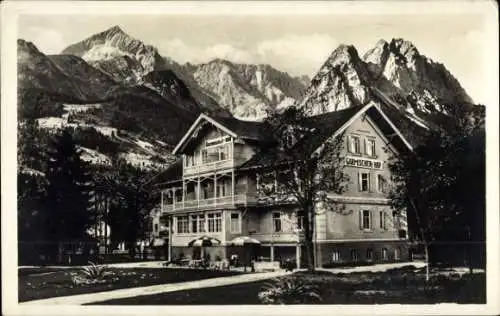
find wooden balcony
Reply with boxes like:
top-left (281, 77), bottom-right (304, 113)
top-left (161, 194), bottom-right (257, 213)
top-left (184, 159), bottom-right (235, 176)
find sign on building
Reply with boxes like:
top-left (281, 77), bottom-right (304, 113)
top-left (344, 156), bottom-right (384, 170)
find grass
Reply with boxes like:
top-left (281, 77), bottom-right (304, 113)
top-left (19, 267), bottom-right (240, 302)
top-left (90, 266), bottom-right (486, 305)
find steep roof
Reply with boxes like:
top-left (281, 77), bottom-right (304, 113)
top-left (239, 106), bottom-right (363, 170)
top-left (172, 113), bottom-right (269, 154)
top-left (151, 159), bottom-right (183, 188)
top-left (239, 104), bottom-right (413, 170)
top-left (215, 116), bottom-right (269, 141)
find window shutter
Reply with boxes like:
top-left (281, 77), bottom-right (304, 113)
top-left (358, 172), bottom-right (362, 191)
top-left (370, 210), bottom-right (375, 230)
top-left (364, 138), bottom-right (368, 155)
top-left (359, 210), bottom-right (363, 230)
top-left (368, 173), bottom-right (372, 192)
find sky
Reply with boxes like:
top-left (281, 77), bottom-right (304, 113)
top-left (18, 12), bottom-right (491, 105)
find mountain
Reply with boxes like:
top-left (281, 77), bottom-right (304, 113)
top-left (298, 38), bottom-right (476, 144)
top-left (18, 39), bottom-right (201, 170)
top-left (187, 59), bottom-right (309, 119)
top-left (61, 26), bottom-right (227, 116)
top-left (62, 26), bottom-right (167, 82)
top-left (301, 38), bottom-right (472, 114)
top-left (61, 26), bottom-right (307, 119)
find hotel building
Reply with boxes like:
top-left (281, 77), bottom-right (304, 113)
top-left (151, 104), bottom-right (412, 267)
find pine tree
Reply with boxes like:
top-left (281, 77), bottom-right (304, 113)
top-left (43, 128), bottom-right (93, 263)
top-left (388, 103), bottom-right (485, 279)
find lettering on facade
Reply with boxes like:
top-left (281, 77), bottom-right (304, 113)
top-left (344, 156), bottom-right (384, 170)
top-left (206, 136), bottom-right (231, 147)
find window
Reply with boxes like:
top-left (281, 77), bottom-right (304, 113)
top-left (359, 172), bottom-right (370, 192)
top-left (394, 247), bottom-right (401, 261)
top-left (376, 174), bottom-right (387, 193)
top-left (351, 249), bottom-right (359, 262)
top-left (379, 211), bottom-right (387, 230)
top-left (176, 216), bottom-right (189, 234)
top-left (365, 138), bottom-right (376, 157)
top-left (185, 155), bottom-right (196, 167)
top-left (348, 135), bottom-right (361, 154)
top-left (296, 211), bottom-right (304, 230)
top-left (332, 251), bottom-right (340, 262)
top-left (218, 144), bottom-right (229, 160)
top-left (382, 248), bottom-right (388, 260)
top-left (154, 223), bottom-right (159, 233)
top-left (217, 180), bottom-right (227, 197)
top-left (260, 172), bottom-right (276, 193)
top-left (398, 229), bottom-right (407, 239)
top-left (360, 210), bottom-right (372, 230)
top-left (366, 248), bottom-right (373, 261)
top-left (272, 212), bottom-right (282, 232)
top-left (190, 214), bottom-right (205, 233)
top-left (230, 212), bottom-right (241, 233)
top-left (175, 191), bottom-right (183, 202)
top-left (201, 143), bottom-right (230, 164)
top-left (207, 212), bottom-right (222, 232)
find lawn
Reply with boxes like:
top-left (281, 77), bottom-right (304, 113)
top-left (19, 267), bottom-right (241, 302)
top-left (90, 266), bottom-right (486, 305)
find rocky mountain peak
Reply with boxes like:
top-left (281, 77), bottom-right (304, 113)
top-left (104, 25), bottom-right (126, 36)
top-left (188, 59), bottom-right (309, 119)
top-left (61, 25), bottom-right (166, 80)
top-left (324, 44), bottom-right (362, 68)
top-left (389, 38), bottom-right (420, 58)
top-left (298, 37), bottom-right (475, 136)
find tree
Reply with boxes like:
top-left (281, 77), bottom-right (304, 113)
top-left (104, 162), bottom-right (157, 257)
top-left (43, 129), bottom-right (93, 263)
top-left (17, 170), bottom-right (48, 264)
top-left (257, 107), bottom-right (349, 271)
top-left (388, 103), bottom-right (485, 280)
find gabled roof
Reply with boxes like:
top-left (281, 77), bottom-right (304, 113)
top-left (239, 103), bottom-right (413, 170)
top-left (166, 104), bottom-right (413, 179)
top-left (172, 113), bottom-right (269, 155)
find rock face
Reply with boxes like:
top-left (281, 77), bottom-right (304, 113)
top-left (188, 59), bottom-right (309, 119)
top-left (297, 38), bottom-right (477, 146)
top-left (300, 44), bottom-right (372, 114)
top-left (299, 38), bottom-right (474, 120)
top-left (62, 26), bottom-right (167, 82)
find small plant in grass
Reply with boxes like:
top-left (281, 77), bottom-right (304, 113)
top-left (258, 276), bottom-right (322, 304)
top-left (71, 261), bottom-right (110, 286)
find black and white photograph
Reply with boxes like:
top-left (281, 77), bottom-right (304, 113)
top-left (1, 1), bottom-right (499, 315)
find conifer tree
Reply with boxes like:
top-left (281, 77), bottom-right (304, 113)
top-left (43, 128), bottom-right (93, 263)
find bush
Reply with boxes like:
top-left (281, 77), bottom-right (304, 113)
top-left (258, 277), bottom-right (322, 304)
top-left (71, 261), bottom-right (110, 286)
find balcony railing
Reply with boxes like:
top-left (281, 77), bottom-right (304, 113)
top-left (161, 194), bottom-right (257, 213)
top-left (184, 159), bottom-right (234, 176)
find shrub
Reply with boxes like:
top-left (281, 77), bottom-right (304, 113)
top-left (71, 261), bottom-right (109, 286)
top-left (258, 276), bottom-right (322, 304)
